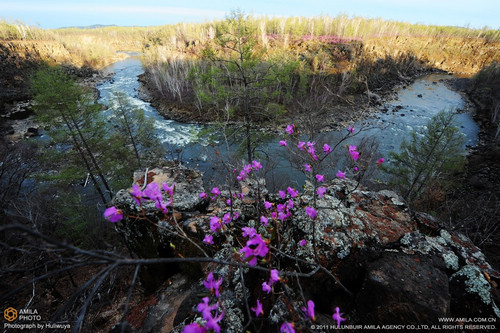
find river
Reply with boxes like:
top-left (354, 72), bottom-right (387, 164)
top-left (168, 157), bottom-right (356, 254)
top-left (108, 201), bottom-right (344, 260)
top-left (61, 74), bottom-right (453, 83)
top-left (97, 54), bottom-right (479, 189)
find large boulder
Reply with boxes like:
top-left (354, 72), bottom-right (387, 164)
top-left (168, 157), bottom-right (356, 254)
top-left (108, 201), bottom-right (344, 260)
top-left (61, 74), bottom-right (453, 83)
top-left (110, 166), bottom-right (500, 332)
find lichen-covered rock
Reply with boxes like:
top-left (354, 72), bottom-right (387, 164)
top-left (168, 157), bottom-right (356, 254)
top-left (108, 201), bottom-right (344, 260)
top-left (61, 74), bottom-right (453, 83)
top-left (110, 167), bottom-right (500, 332)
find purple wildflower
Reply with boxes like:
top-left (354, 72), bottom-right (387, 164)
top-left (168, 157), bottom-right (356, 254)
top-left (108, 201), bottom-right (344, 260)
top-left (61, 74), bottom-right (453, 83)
top-left (262, 281), bottom-right (272, 294)
top-left (211, 187), bottom-right (221, 197)
top-left (279, 190), bottom-right (286, 199)
top-left (317, 186), bottom-right (327, 198)
top-left (280, 322), bottom-right (295, 333)
top-left (332, 307), bottom-right (346, 327)
top-left (130, 184), bottom-right (143, 205)
top-left (299, 239), bottom-right (307, 246)
top-left (279, 140), bottom-right (288, 147)
top-left (203, 234), bottom-right (214, 245)
top-left (270, 269), bottom-right (280, 284)
top-left (183, 323), bottom-right (207, 333)
top-left (242, 226), bottom-right (257, 238)
top-left (286, 124), bottom-right (295, 135)
top-left (264, 201), bottom-right (273, 210)
top-left (143, 182), bottom-right (162, 202)
top-left (155, 200), bottom-right (168, 214)
top-left (287, 187), bottom-right (299, 198)
top-left (336, 170), bottom-right (346, 179)
top-left (377, 157), bottom-right (385, 165)
top-left (222, 213), bottom-right (232, 225)
top-left (200, 192), bottom-right (208, 199)
top-left (241, 233), bottom-right (269, 266)
top-left (301, 300), bottom-right (316, 321)
top-left (203, 272), bottom-right (223, 297)
top-left (162, 182), bottom-right (175, 196)
top-left (104, 206), bottom-right (123, 223)
top-left (348, 125), bottom-right (355, 133)
top-left (323, 143), bottom-right (333, 154)
top-left (252, 160), bottom-right (263, 170)
top-left (251, 299), bottom-right (264, 317)
top-left (315, 174), bottom-right (325, 182)
top-left (210, 216), bottom-right (222, 232)
top-left (260, 215), bottom-right (269, 226)
top-left (348, 145), bottom-right (359, 161)
top-left (305, 206), bottom-right (317, 219)
top-left (304, 164), bottom-right (312, 172)
top-left (297, 141), bottom-right (306, 150)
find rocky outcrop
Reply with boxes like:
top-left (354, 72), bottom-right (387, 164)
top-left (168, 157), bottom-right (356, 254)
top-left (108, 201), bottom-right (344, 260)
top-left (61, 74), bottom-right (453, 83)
top-left (110, 166), bottom-right (500, 332)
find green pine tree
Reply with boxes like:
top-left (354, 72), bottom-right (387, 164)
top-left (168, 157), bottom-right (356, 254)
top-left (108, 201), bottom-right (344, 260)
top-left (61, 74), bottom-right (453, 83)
top-left (384, 110), bottom-right (466, 204)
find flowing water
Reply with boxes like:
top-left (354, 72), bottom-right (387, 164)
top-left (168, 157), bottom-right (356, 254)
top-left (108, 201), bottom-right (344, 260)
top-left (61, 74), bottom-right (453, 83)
top-left (98, 55), bottom-right (479, 188)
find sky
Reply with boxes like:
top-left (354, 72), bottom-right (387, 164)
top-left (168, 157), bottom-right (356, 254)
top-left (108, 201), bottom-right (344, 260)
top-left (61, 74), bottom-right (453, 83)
top-left (1, 0), bottom-right (498, 30)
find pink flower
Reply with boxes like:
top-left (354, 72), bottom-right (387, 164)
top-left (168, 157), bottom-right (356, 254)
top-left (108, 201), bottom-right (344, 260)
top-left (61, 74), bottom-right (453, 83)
top-left (210, 216), bottom-right (222, 232)
top-left (104, 206), bottom-right (123, 223)
top-left (377, 157), bottom-right (385, 165)
top-left (287, 199), bottom-right (294, 209)
top-left (222, 213), bottom-right (232, 225)
top-left (297, 141), bottom-right (306, 150)
top-left (287, 187), bottom-right (299, 198)
top-left (251, 299), bottom-right (264, 317)
top-left (278, 211), bottom-right (288, 221)
top-left (280, 322), bottom-right (295, 333)
top-left (279, 140), bottom-right (288, 147)
top-left (242, 226), bottom-right (257, 238)
top-left (305, 206), bottom-right (317, 219)
top-left (304, 164), bottom-right (312, 172)
top-left (279, 190), bottom-right (286, 199)
top-left (301, 300), bottom-right (316, 321)
top-left (348, 125), bottom-right (355, 133)
top-left (332, 307), bottom-right (346, 327)
top-left (323, 143), bottom-right (333, 154)
top-left (252, 160), bottom-right (263, 170)
top-left (203, 234), bottom-right (214, 245)
top-left (299, 239), bottom-right (307, 246)
top-left (270, 269), bottom-right (280, 284)
top-left (348, 145), bottom-right (359, 161)
top-left (336, 170), bottom-right (346, 179)
top-left (155, 200), bottom-right (168, 214)
top-left (262, 281), bottom-right (272, 294)
top-left (183, 323), bottom-right (207, 333)
top-left (211, 187), bottom-right (221, 197)
top-left (353, 166), bottom-right (359, 172)
top-left (315, 174), bottom-right (325, 182)
top-left (197, 297), bottom-right (224, 333)
top-left (241, 233), bottom-right (269, 266)
top-left (264, 201), bottom-right (273, 210)
top-left (286, 124), bottom-right (295, 135)
top-left (203, 272), bottom-right (223, 297)
top-left (130, 184), bottom-right (143, 205)
top-left (143, 182), bottom-right (162, 202)
top-left (199, 192), bottom-right (208, 199)
top-left (162, 182), bottom-right (175, 196)
top-left (205, 311), bottom-right (224, 333)
top-left (197, 297), bottom-right (218, 319)
top-left (260, 215), bottom-right (269, 226)
top-left (317, 186), bottom-right (327, 198)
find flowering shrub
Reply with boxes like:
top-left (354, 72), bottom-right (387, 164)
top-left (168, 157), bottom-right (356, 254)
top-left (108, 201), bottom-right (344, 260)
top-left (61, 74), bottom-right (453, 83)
top-left (103, 123), bottom-right (384, 332)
